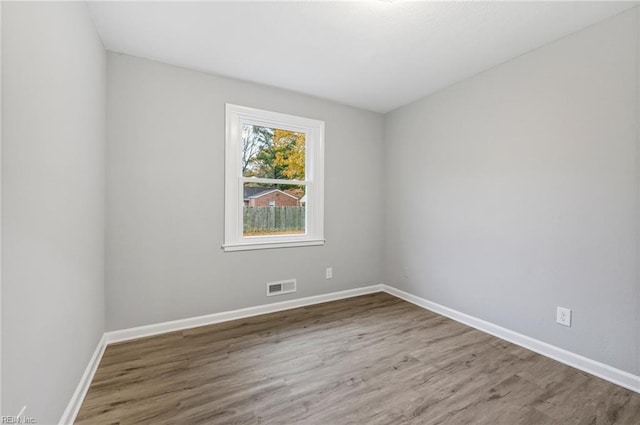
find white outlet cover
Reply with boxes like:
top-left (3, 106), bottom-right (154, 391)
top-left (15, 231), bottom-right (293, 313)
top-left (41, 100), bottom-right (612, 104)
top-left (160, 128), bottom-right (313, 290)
top-left (326, 267), bottom-right (333, 279)
top-left (556, 306), bottom-right (572, 327)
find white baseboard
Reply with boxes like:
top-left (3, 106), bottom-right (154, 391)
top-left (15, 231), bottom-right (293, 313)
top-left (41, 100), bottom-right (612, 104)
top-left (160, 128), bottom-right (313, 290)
top-left (58, 334), bottom-right (107, 425)
top-left (61, 282), bottom-right (639, 425)
top-left (105, 284), bottom-right (384, 344)
top-left (381, 284), bottom-right (640, 394)
top-left (62, 284), bottom-right (382, 424)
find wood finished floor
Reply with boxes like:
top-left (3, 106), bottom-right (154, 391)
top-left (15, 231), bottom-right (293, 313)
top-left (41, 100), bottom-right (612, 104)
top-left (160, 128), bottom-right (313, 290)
top-left (76, 293), bottom-right (640, 425)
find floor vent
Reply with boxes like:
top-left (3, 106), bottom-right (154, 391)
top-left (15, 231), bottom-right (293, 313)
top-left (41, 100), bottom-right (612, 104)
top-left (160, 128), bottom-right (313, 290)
top-left (266, 279), bottom-right (297, 296)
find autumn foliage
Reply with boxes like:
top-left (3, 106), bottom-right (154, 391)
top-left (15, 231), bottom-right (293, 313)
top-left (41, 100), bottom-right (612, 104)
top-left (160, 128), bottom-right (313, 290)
top-left (242, 125), bottom-right (306, 198)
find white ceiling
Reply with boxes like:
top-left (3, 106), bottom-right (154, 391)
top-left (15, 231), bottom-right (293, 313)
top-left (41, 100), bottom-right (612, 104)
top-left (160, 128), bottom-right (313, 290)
top-left (88, 1), bottom-right (637, 113)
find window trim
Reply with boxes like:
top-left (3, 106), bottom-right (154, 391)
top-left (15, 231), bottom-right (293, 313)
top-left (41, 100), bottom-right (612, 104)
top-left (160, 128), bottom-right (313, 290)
top-left (223, 104), bottom-right (325, 252)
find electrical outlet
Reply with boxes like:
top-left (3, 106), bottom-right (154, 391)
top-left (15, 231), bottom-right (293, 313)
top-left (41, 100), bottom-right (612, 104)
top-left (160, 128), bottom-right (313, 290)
top-left (326, 267), bottom-right (333, 279)
top-left (556, 307), bottom-right (571, 327)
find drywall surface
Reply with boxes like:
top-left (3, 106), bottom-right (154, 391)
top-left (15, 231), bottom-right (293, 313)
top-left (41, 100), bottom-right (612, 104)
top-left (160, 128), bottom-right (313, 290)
top-left (106, 53), bottom-right (384, 331)
top-left (384, 8), bottom-right (639, 374)
top-left (637, 5), bottom-right (640, 380)
top-left (1, 2), bottom-right (106, 422)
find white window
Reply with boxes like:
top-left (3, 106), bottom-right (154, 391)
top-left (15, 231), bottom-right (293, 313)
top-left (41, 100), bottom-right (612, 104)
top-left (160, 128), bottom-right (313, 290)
top-left (224, 104), bottom-right (325, 252)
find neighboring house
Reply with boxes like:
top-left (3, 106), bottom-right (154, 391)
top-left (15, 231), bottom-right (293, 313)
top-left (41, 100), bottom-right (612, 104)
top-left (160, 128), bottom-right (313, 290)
top-left (243, 187), bottom-right (300, 207)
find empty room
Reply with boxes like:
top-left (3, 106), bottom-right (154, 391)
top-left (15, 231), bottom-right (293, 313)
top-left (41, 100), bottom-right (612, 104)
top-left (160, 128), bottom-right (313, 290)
top-left (2, 1), bottom-right (640, 424)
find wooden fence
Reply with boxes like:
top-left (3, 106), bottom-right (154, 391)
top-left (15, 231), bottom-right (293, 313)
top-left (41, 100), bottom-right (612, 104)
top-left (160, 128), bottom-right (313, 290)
top-left (243, 206), bottom-right (305, 233)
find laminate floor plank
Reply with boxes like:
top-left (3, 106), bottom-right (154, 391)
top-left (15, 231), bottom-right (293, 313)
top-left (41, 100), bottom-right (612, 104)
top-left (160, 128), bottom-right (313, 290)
top-left (75, 293), bottom-right (640, 425)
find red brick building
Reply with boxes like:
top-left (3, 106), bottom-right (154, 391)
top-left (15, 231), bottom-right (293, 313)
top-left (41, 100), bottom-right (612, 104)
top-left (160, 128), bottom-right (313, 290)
top-left (243, 187), bottom-right (300, 207)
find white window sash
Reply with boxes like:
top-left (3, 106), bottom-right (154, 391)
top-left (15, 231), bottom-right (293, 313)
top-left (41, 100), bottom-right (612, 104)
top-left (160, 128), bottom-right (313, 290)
top-left (223, 104), bottom-right (324, 252)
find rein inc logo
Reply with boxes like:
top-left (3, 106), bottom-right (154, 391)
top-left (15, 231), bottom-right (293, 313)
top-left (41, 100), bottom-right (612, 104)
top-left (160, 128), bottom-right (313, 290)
top-left (1, 406), bottom-right (36, 424)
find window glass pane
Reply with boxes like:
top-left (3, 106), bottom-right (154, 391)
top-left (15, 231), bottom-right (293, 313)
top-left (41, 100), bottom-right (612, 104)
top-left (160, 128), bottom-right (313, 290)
top-left (242, 124), bottom-right (305, 180)
top-left (243, 183), bottom-right (306, 236)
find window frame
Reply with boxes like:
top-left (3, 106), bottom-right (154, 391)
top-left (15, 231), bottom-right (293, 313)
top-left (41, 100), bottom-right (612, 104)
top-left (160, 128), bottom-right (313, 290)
top-left (223, 104), bottom-right (325, 252)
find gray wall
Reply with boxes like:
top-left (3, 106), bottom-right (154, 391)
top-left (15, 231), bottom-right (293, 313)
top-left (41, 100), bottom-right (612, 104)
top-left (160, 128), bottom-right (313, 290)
top-left (106, 53), bottom-right (384, 331)
top-left (383, 8), bottom-right (639, 375)
top-left (637, 6), bottom-right (640, 380)
top-left (1, 2), bottom-right (106, 423)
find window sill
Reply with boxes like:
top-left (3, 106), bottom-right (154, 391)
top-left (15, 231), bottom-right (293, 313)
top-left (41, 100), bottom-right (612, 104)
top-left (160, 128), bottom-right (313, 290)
top-left (222, 239), bottom-right (325, 252)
